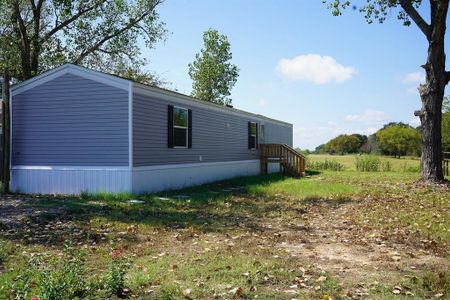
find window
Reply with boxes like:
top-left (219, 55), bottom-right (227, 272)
top-left (173, 107), bottom-right (188, 147)
top-left (260, 124), bottom-right (265, 144)
top-left (248, 122), bottom-right (258, 149)
top-left (168, 105), bottom-right (192, 148)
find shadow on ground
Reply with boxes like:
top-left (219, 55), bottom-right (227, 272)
top-left (0, 173), bottom-right (347, 247)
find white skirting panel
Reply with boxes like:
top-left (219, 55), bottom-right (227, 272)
top-left (132, 160), bottom-right (261, 194)
top-left (11, 167), bottom-right (131, 195)
top-left (267, 162), bottom-right (281, 174)
top-left (11, 160), bottom-right (262, 195)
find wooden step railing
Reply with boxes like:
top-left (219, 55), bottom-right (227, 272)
top-left (260, 144), bottom-right (306, 177)
top-left (444, 152), bottom-right (450, 176)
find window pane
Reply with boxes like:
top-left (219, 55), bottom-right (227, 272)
top-left (249, 136), bottom-right (256, 149)
top-left (250, 123), bottom-right (257, 135)
top-left (174, 107), bottom-right (188, 127)
top-left (174, 127), bottom-right (187, 147)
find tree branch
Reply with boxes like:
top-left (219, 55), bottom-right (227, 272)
top-left (72, 4), bottom-right (159, 65)
top-left (41, 0), bottom-right (107, 43)
top-left (399, 0), bottom-right (432, 39)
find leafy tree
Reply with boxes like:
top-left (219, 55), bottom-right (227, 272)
top-left (360, 134), bottom-right (379, 154)
top-left (0, 0), bottom-right (167, 83)
top-left (350, 134), bottom-right (368, 147)
top-left (442, 96), bottom-right (450, 151)
top-left (324, 0), bottom-right (449, 182)
top-left (377, 125), bottom-right (421, 158)
top-left (324, 134), bottom-right (362, 155)
top-left (188, 29), bottom-right (239, 105)
top-left (314, 144), bottom-right (326, 154)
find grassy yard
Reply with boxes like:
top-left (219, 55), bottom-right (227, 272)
top-left (0, 159), bottom-right (449, 299)
top-left (307, 154), bottom-right (421, 172)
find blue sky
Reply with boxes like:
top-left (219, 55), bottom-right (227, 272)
top-left (141, 0), bottom-right (446, 149)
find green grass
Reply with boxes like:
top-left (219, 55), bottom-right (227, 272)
top-left (0, 161), bottom-right (448, 299)
top-left (308, 154), bottom-right (421, 172)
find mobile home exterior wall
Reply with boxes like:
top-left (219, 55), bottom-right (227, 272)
top-left (131, 84), bottom-right (292, 192)
top-left (10, 64), bottom-right (293, 194)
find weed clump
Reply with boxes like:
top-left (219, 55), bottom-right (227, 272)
top-left (307, 160), bottom-right (345, 171)
top-left (355, 155), bottom-right (381, 172)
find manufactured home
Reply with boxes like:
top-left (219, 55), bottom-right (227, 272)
top-left (10, 64), bottom-right (304, 194)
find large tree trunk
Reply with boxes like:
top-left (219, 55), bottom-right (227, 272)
top-left (416, 1), bottom-right (448, 182)
top-left (418, 85), bottom-right (444, 182)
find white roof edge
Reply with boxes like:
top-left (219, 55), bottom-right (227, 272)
top-left (133, 82), bottom-right (293, 127)
top-left (11, 64), bottom-right (130, 95)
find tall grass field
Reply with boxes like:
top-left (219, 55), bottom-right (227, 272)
top-left (307, 154), bottom-right (421, 173)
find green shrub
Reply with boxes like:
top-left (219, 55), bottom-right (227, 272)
top-left (102, 248), bottom-right (130, 297)
top-left (355, 155), bottom-right (380, 172)
top-left (307, 159), bottom-right (345, 171)
top-left (11, 241), bottom-right (132, 299)
top-left (39, 242), bottom-right (88, 300)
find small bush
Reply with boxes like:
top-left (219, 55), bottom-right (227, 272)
top-left (10, 241), bottom-right (132, 299)
top-left (39, 241), bottom-right (88, 300)
top-left (355, 155), bottom-right (380, 172)
top-left (307, 160), bottom-right (345, 171)
top-left (102, 248), bottom-right (130, 296)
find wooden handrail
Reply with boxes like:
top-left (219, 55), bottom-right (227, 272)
top-left (260, 144), bottom-right (305, 177)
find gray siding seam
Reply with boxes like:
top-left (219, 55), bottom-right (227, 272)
top-left (132, 92), bottom-right (292, 167)
top-left (133, 84), bottom-right (292, 128)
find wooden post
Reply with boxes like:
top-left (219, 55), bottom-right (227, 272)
top-left (2, 70), bottom-right (10, 193)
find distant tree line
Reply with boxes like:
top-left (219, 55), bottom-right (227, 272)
top-left (306, 99), bottom-right (450, 157)
top-left (309, 122), bottom-right (424, 158)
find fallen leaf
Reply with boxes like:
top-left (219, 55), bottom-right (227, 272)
top-left (183, 288), bottom-right (192, 299)
top-left (229, 287), bottom-right (242, 296)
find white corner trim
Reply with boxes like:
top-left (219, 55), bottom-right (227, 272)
top-left (9, 86), bottom-right (12, 171)
top-left (128, 81), bottom-right (133, 170)
top-left (132, 159), bottom-right (260, 172)
top-left (11, 165), bottom-right (130, 171)
top-left (133, 84), bottom-right (293, 128)
top-left (12, 64), bottom-right (130, 96)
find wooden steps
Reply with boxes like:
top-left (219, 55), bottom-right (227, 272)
top-left (260, 144), bottom-right (306, 177)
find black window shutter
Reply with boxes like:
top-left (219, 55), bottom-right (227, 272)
top-left (188, 109), bottom-right (192, 148)
top-left (255, 123), bottom-right (259, 149)
top-left (248, 122), bottom-right (252, 149)
top-left (168, 105), bottom-right (174, 148)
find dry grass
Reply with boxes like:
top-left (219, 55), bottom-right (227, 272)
top-left (0, 167), bottom-right (448, 299)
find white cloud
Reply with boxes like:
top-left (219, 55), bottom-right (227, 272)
top-left (276, 54), bottom-right (355, 84)
top-left (402, 71), bottom-right (425, 85)
top-left (344, 109), bottom-right (389, 123)
top-left (409, 117), bottom-right (421, 127)
top-left (406, 86), bottom-right (419, 95)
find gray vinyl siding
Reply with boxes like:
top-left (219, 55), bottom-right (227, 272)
top-left (12, 73), bottom-right (129, 166)
top-left (263, 122), bottom-right (293, 146)
top-left (133, 91), bottom-right (292, 167)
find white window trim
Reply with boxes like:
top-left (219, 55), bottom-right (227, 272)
top-left (249, 122), bottom-right (257, 150)
top-left (173, 106), bottom-right (189, 149)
